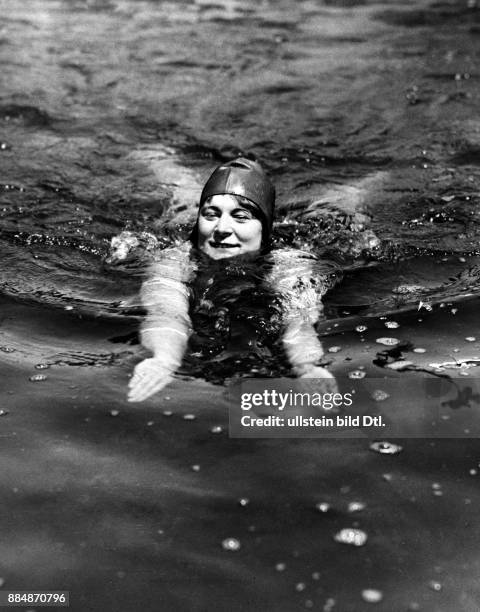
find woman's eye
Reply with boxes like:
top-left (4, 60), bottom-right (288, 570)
top-left (202, 209), bottom-right (218, 219)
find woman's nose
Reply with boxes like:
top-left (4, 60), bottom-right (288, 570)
top-left (214, 213), bottom-right (233, 234)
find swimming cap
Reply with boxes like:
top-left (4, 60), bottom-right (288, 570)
top-left (199, 158), bottom-right (275, 232)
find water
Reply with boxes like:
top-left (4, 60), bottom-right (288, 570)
top-left (2, 0), bottom-right (480, 325)
top-left (2, 1), bottom-right (480, 611)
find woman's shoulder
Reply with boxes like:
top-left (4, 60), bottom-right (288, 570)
top-left (153, 240), bottom-right (192, 258)
top-left (267, 246), bottom-right (338, 275)
top-left (148, 241), bottom-right (197, 282)
top-left (264, 246), bottom-right (340, 294)
top-left (267, 246), bottom-right (317, 265)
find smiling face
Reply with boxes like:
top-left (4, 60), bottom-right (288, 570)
top-left (196, 194), bottom-right (263, 260)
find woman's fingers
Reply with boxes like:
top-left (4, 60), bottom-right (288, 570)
top-left (128, 376), bottom-right (170, 402)
top-left (129, 373), bottom-right (169, 400)
top-left (299, 365), bottom-right (334, 378)
top-left (127, 359), bottom-right (173, 402)
top-left (300, 366), bottom-right (338, 394)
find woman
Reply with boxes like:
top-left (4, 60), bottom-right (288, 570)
top-left (128, 158), bottom-right (338, 402)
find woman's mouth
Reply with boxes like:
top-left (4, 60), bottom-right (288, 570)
top-left (209, 241), bottom-right (239, 249)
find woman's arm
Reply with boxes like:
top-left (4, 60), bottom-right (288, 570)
top-left (266, 249), bottom-right (339, 385)
top-left (128, 245), bottom-right (194, 402)
top-left (281, 284), bottom-right (336, 384)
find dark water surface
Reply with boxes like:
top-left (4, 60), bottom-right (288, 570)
top-left (1, 0), bottom-right (480, 610)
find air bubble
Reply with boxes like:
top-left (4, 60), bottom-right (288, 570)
top-left (465, 337), bottom-right (476, 342)
top-left (349, 370), bottom-right (366, 379)
top-left (110, 410), bottom-right (119, 417)
top-left (183, 414), bottom-right (196, 420)
top-left (376, 338), bottom-right (399, 346)
top-left (316, 502), bottom-right (331, 513)
top-left (371, 390), bottom-right (389, 402)
top-left (328, 346), bottom-right (342, 353)
top-left (334, 528), bottom-right (367, 547)
top-left (370, 441), bottom-right (403, 455)
top-left (35, 363), bottom-right (50, 370)
top-left (385, 321), bottom-right (399, 329)
top-left (29, 374), bottom-right (47, 382)
top-left (348, 501), bottom-right (366, 513)
top-left (210, 425), bottom-right (222, 433)
top-left (222, 537), bottom-right (241, 551)
top-left (275, 562), bottom-right (286, 572)
top-left (361, 589), bottom-right (383, 603)
top-left (324, 598), bottom-right (336, 612)
top-left (355, 325), bottom-right (367, 333)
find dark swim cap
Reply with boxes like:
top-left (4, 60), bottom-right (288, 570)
top-left (199, 158), bottom-right (275, 232)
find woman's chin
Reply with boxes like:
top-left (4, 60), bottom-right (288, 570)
top-left (209, 252), bottom-right (238, 260)
top-left (201, 245), bottom-right (241, 260)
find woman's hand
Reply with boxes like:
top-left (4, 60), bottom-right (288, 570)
top-left (128, 358), bottom-right (174, 402)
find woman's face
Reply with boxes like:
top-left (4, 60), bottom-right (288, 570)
top-left (197, 194), bottom-right (263, 260)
